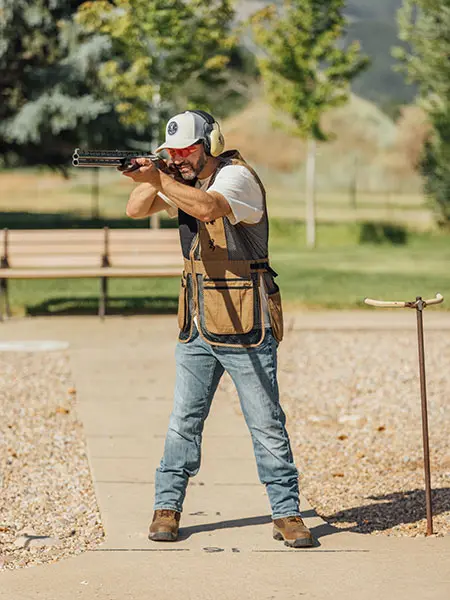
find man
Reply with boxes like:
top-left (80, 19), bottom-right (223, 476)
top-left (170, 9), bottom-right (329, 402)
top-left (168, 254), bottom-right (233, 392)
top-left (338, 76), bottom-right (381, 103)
top-left (124, 110), bottom-right (313, 548)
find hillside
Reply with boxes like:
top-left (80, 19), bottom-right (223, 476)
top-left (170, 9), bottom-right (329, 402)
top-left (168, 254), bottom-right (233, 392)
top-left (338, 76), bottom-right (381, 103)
top-left (221, 94), bottom-right (422, 193)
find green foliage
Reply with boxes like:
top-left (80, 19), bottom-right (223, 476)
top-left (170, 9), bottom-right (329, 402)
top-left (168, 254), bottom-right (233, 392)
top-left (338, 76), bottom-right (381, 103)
top-left (394, 0), bottom-right (450, 226)
top-left (238, 0), bottom-right (415, 110)
top-left (0, 0), bottom-right (239, 168)
top-left (358, 222), bottom-right (408, 245)
top-left (76, 0), bottom-right (236, 129)
top-left (250, 0), bottom-right (369, 140)
top-left (0, 0), bottom-right (137, 170)
top-left (421, 111), bottom-right (450, 227)
top-left (175, 46), bottom-right (260, 120)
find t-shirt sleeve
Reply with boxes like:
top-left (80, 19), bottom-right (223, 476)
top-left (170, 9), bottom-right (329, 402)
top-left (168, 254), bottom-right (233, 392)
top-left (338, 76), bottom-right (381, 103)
top-left (206, 165), bottom-right (264, 225)
top-left (157, 192), bottom-right (178, 219)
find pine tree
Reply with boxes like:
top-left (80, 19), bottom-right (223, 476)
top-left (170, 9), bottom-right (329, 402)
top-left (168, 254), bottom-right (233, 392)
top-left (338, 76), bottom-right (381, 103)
top-left (394, 1), bottom-right (450, 227)
top-left (0, 0), bottom-right (133, 170)
top-left (251, 0), bottom-right (369, 247)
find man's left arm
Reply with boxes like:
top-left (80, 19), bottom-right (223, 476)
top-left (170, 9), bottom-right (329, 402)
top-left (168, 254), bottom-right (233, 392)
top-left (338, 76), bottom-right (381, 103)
top-left (123, 161), bottom-right (231, 222)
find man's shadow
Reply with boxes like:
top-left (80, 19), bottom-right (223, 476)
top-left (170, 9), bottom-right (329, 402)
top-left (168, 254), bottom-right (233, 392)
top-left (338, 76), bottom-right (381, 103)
top-left (178, 488), bottom-right (450, 541)
top-left (178, 510), bottom-right (337, 545)
top-left (179, 514), bottom-right (271, 540)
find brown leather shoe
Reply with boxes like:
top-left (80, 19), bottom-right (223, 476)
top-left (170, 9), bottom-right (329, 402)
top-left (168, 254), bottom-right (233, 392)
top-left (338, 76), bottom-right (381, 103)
top-left (273, 515), bottom-right (314, 548)
top-left (149, 509), bottom-right (181, 542)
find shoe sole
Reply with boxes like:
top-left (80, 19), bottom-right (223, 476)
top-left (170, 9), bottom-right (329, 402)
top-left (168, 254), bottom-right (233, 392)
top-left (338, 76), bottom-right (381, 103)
top-left (148, 531), bottom-right (178, 542)
top-left (273, 530), bottom-right (314, 548)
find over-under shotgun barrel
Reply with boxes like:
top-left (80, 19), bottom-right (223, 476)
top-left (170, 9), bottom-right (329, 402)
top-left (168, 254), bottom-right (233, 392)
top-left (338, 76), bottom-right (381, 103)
top-left (72, 148), bottom-right (160, 169)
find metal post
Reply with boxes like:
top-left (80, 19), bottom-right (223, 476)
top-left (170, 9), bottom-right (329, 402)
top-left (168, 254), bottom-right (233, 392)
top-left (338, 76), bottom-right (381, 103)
top-left (364, 293), bottom-right (443, 537)
top-left (415, 297), bottom-right (433, 535)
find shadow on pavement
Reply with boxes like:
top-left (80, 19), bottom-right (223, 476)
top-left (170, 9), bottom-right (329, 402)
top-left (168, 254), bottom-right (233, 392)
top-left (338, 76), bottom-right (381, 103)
top-left (178, 512), bottom-right (343, 546)
top-left (179, 515), bottom-right (273, 540)
top-left (0, 211), bottom-right (177, 230)
top-left (26, 295), bottom-right (178, 316)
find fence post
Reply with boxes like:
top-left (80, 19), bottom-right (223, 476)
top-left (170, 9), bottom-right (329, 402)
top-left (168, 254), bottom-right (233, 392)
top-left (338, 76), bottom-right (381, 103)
top-left (91, 168), bottom-right (100, 220)
top-left (150, 213), bottom-right (160, 229)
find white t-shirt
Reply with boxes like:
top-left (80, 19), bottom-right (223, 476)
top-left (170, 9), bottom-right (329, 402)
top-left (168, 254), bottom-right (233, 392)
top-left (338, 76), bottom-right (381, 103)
top-left (158, 165), bottom-right (271, 329)
top-left (158, 164), bottom-right (264, 224)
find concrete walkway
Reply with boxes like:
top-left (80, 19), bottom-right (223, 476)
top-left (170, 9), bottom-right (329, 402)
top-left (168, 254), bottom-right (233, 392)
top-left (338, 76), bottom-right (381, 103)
top-left (1, 312), bottom-right (450, 600)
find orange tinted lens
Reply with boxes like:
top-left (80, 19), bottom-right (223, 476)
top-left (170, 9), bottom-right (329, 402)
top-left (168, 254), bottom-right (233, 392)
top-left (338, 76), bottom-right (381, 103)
top-left (167, 145), bottom-right (198, 159)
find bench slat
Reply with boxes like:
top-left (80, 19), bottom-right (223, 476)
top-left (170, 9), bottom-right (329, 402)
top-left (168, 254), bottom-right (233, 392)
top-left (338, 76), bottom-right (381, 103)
top-left (5, 255), bottom-right (182, 268)
top-left (4, 243), bottom-right (181, 255)
top-left (107, 255), bottom-right (183, 267)
top-left (0, 229), bottom-right (179, 244)
top-left (0, 267), bottom-right (182, 279)
top-left (5, 244), bottom-right (105, 255)
top-left (5, 257), bottom-right (104, 268)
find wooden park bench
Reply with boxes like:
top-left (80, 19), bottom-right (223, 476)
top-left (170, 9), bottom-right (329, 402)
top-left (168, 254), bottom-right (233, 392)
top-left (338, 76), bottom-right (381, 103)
top-left (0, 227), bottom-right (183, 320)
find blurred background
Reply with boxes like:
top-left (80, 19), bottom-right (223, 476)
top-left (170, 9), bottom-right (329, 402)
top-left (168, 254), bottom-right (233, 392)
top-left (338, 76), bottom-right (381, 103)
top-left (1, 0), bottom-right (449, 316)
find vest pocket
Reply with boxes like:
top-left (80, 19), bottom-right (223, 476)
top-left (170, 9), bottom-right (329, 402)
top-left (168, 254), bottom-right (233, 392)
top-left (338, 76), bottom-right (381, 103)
top-left (268, 289), bottom-right (284, 342)
top-left (177, 273), bottom-right (187, 330)
top-left (202, 279), bottom-right (254, 335)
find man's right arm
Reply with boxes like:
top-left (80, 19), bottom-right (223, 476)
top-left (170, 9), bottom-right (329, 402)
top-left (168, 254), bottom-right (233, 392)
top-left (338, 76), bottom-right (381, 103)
top-left (126, 183), bottom-right (174, 219)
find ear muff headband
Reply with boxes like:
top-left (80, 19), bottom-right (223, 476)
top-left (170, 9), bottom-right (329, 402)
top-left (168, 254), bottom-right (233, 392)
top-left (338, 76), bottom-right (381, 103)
top-left (189, 110), bottom-right (225, 157)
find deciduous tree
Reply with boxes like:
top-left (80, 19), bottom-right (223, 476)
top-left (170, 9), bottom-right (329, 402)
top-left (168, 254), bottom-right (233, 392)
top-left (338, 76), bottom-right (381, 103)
top-left (251, 0), bottom-right (368, 247)
top-left (76, 0), bottom-right (235, 138)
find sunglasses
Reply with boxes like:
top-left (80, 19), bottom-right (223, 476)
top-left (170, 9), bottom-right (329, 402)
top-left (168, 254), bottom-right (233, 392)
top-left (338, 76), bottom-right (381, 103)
top-left (166, 144), bottom-right (200, 159)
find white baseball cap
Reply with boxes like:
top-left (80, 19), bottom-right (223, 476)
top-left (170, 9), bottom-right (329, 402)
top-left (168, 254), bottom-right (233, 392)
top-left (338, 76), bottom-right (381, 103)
top-left (155, 112), bottom-right (208, 153)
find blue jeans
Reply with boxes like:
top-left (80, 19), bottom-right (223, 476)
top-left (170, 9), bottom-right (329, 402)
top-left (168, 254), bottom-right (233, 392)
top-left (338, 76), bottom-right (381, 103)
top-left (154, 327), bottom-right (300, 519)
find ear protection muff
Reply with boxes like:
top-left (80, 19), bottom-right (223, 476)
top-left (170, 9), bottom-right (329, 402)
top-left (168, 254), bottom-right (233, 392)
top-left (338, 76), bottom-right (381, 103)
top-left (189, 110), bottom-right (225, 157)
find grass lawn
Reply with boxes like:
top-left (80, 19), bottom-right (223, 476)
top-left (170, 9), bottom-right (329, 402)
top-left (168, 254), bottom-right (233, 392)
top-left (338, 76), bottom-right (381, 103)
top-left (271, 221), bottom-right (450, 309)
top-left (3, 221), bottom-right (449, 317)
top-left (0, 168), bottom-right (430, 227)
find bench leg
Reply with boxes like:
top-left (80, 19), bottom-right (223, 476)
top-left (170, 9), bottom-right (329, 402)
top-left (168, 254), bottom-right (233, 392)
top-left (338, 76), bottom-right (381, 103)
top-left (0, 278), bottom-right (10, 321)
top-left (4, 279), bottom-right (11, 318)
top-left (99, 276), bottom-right (108, 319)
top-left (0, 279), bottom-right (3, 322)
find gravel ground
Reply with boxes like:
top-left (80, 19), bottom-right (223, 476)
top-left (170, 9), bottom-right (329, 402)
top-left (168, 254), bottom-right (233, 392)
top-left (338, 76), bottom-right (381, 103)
top-left (222, 329), bottom-right (450, 538)
top-left (0, 352), bottom-right (104, 571)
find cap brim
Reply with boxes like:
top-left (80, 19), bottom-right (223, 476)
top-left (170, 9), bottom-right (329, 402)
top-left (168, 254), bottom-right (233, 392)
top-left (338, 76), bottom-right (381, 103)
top-left (155, 138), bottom-right (201, 154)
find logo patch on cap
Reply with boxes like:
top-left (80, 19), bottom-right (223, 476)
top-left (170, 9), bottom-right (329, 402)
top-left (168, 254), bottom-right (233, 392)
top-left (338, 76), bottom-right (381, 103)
top-left (167, 121), bottom-right (178, 135)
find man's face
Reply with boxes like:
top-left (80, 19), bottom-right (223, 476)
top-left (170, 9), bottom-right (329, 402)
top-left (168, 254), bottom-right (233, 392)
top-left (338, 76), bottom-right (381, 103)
top-left (167, 143), bottom-right (207, 180)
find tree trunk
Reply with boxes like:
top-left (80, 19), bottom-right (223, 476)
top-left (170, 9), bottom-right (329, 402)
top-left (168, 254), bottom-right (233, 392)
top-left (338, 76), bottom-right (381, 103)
top-left (305, 137), bottom-right (316, 248)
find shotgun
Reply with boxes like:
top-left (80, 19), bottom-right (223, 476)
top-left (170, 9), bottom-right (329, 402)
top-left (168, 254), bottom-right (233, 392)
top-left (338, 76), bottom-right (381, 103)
top-left (72, 148), bottom-right (170, 173)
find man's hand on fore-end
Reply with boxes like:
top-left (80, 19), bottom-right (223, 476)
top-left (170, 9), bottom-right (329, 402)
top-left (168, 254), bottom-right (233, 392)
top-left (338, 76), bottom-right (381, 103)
top-left (122, 158), bottom-right (161, 186)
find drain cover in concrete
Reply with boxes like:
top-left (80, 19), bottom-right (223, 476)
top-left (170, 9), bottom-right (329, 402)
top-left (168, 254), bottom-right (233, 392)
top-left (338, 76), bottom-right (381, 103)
top-left (0, 341), bottom-right (69, 352)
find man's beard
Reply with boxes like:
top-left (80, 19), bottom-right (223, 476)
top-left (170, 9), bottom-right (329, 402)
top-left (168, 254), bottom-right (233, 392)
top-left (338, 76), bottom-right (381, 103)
top-left (179, 153), bottom-right (207, 180)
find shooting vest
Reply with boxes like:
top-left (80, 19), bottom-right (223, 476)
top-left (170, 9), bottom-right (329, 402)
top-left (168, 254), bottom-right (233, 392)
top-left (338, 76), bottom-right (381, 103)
top-left (177, 150), bottom-right (283, 348)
